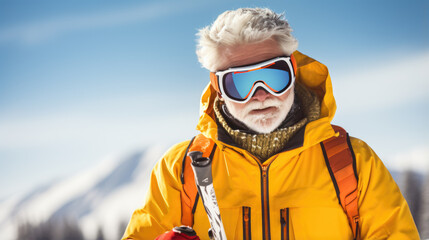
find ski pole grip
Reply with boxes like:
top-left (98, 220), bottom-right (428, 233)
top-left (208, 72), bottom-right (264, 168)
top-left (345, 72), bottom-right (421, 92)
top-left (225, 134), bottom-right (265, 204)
top-left (188, 151), bottom-right (213, 187)
top-left (188, 151), bottom-right (202, 162)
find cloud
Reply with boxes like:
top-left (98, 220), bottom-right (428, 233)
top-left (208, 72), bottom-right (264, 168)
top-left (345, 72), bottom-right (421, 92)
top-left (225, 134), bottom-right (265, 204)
top-left (334, 50), bottom-right (429, 113)
top-left (0, 88), bottom-right (200, 149)
top-left (0, 1), bottom-right (197, 45)
top-left (386, 145), bottom-right (429, 173)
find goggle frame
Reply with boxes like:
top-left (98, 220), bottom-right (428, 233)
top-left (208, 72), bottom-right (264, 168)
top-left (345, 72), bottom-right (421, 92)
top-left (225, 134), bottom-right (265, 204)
top-left (210, 55), bottom-right (296, 104)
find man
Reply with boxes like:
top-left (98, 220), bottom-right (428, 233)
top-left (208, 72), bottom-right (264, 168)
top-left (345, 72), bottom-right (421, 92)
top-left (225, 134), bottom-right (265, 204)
top-left (123, 8), bottom-right (419, 239)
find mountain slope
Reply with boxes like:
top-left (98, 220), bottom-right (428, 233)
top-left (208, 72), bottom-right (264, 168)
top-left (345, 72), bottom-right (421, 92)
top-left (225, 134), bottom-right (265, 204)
top-left (0, 145), bottom-right (167, 240)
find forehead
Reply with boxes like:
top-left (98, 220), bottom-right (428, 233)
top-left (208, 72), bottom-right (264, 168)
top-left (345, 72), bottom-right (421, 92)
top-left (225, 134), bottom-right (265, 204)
top-left (216, 38), bottom-right (284, 71)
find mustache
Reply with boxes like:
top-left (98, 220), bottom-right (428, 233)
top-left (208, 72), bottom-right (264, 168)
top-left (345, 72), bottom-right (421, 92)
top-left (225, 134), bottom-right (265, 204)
top-left (242, 98), bottom-right (282, 113)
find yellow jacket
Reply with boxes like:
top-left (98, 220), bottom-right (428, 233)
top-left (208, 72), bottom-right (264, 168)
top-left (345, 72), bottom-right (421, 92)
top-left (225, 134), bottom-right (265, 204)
top-left (123, 51), bottom-right (419, 239)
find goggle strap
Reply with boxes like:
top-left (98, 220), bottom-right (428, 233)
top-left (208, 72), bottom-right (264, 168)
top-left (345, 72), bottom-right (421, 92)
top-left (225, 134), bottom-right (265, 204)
top-left (290, 54), bottom-right (297, 76)
top-left (210, 72), bottom-right (220, 93)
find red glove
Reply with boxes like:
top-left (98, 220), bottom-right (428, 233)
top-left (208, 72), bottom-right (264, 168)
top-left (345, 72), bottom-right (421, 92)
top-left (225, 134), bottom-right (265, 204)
top-left (155, 226), bottom-right (200, 240)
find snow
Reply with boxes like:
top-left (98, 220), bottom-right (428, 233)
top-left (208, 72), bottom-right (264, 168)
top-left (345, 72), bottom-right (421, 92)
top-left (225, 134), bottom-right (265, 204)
top-left (14, 155), bottom-right (117, 223)
top-left (0, 145), bottom-right (166, 240)
top-left (79, 146), bottom-right (163, 239)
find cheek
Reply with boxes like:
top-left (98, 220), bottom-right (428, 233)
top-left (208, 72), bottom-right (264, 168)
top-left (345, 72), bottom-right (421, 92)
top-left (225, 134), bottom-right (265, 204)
top-left (224, 100), bottom-right (248, 117)
top-left (278, 89), bottom-right (292, 101)
top-left (228, 101), bottom-right (245, 113)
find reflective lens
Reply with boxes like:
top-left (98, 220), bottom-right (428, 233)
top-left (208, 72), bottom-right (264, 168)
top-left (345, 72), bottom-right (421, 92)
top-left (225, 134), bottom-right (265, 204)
top-left (221, 59), bottom-right (292, 101)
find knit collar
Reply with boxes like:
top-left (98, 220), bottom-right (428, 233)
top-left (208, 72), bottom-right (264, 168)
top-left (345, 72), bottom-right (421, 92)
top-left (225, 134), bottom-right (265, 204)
top-left (214, 83), bottom-right (321, 162)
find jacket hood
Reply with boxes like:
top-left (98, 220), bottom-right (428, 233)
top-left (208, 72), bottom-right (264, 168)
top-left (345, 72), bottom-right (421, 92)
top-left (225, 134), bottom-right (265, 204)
top-left (196, 51), bottom-right (338, 150)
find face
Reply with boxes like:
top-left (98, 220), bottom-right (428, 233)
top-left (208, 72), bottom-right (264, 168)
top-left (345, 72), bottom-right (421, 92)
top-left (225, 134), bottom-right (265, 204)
top-left (217, 39), bottom-right (295, 134)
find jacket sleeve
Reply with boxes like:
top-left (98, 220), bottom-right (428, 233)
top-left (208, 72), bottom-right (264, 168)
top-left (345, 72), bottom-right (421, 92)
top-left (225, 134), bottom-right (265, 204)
top-left (122, 141), bottom-right (190, 240)
top-left (351, 137), bottom-right (420, 239)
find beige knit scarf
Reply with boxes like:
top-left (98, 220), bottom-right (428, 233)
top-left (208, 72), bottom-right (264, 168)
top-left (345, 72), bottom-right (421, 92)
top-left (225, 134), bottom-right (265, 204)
top-left (214, 83), bottom-right (321, 161)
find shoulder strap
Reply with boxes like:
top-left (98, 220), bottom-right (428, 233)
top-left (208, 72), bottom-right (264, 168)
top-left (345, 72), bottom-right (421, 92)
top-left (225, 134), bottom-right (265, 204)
top-left (180, 134), bottom-right (217, 227)
top-left (321, 125), bottom-right (360, 240)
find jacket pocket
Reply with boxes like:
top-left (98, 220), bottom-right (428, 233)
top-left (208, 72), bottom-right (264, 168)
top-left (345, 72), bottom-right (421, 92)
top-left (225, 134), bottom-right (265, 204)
top-left (288, 207), bottom-right (351, 239)
top-left (280, 208), bottom-right (289, 240)
top-left (242, 206), bottom-right (251, 240)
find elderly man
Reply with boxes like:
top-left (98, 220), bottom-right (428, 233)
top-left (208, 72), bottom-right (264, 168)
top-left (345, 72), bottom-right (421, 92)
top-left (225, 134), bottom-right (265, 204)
top-left (123, 8), bottom-right (419, 240)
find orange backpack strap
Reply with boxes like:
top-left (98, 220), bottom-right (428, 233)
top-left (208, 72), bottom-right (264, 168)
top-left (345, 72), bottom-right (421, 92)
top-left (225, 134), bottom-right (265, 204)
top-left (180, 134), bottom-right (217, 227)
top-left (321, 125), bottom-right (360, 240)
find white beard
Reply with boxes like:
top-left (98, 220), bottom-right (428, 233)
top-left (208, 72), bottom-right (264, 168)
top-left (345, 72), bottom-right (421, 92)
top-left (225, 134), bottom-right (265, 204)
top-left (224, 89), bottom-right (295, 134)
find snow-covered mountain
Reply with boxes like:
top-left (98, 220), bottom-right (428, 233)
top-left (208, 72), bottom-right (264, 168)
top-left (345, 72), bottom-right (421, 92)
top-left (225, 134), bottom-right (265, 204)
top-left (0, 145), bottom-right (168, 240)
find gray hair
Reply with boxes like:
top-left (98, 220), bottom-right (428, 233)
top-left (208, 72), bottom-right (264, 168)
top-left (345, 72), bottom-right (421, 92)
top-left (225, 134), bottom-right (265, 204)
top-left (196, 8), bottom-right (298, 71)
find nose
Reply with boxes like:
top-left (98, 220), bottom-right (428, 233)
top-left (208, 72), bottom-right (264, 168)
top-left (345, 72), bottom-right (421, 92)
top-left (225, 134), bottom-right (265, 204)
top-left (251, 87), bottom-right (270, 102)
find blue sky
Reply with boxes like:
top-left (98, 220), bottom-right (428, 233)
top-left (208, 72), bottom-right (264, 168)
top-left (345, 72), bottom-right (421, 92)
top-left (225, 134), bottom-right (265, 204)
top-left (0, 0), bottom-right (428, 199)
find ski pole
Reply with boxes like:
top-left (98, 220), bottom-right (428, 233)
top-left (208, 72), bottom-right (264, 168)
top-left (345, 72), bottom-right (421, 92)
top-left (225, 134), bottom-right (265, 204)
top-left (188, 151), bottom-right (227, 240)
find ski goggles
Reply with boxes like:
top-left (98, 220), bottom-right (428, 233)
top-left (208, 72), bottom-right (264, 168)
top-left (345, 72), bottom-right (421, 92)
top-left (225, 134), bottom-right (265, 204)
top-left (210, 55), bottom-right (296, 103)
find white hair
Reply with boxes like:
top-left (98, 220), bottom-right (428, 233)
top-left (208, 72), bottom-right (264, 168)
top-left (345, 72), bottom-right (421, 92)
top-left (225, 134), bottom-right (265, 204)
top-left (196, 8), bottom-right (298, 71)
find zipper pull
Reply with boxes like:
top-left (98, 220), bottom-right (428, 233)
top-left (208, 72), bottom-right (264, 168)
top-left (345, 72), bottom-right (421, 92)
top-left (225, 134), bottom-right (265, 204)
top-left (262, 165), bottom-right (268, 175)
top-left (243, 207), bottom-right (251, 240)
top-left (280, 208), bottom-right (290, 240)
top-left (262, 166), bottom-right (268, 180)
top-left (280, 209), bottom-right (286, 225)
top-left (244, 207), bottom-right (249, 222)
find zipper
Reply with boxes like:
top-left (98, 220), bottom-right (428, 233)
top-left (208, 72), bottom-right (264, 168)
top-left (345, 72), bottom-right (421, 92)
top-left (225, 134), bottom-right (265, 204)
top-left (242, 206), bottom-right (251, 240)
top-left (280, 208), bottom-right (289, 240)
top-left (223, 145), bottom-right (272, 239)
top-left (261, 165), bottom-right (271, 240)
